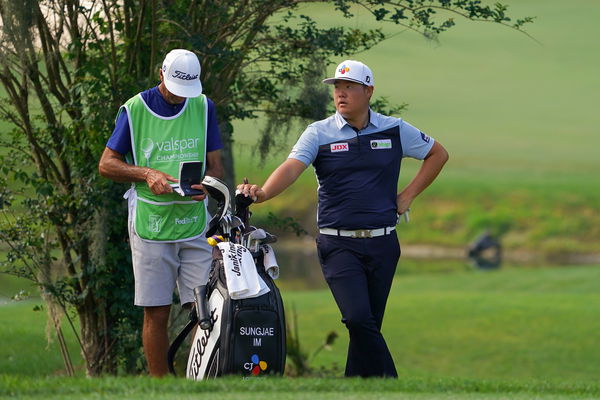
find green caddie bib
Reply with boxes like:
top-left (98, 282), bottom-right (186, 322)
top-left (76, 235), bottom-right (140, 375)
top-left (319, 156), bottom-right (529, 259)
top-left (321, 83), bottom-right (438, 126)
top-left (121, 93), bottom-right (207, 241)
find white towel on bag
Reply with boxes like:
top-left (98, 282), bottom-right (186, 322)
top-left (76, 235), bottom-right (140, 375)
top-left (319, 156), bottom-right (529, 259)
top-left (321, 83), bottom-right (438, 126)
top-left (261, 244), bottom-right (279, 279)
top-left (218, 242), bottom-right (270, 300)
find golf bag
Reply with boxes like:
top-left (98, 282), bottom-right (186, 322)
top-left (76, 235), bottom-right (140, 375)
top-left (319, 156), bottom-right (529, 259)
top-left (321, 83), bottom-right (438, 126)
top-left (167, 177), bottom-right (286, 379)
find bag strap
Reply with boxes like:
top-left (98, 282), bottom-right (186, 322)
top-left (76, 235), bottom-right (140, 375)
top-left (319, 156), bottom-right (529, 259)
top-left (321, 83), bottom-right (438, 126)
top-left (167, 311), bottom-right (198, 376)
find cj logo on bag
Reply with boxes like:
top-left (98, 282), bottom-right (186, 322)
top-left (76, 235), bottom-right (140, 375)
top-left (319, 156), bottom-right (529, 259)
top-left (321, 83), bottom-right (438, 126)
top-left (243, 354), bottom-right (268, 376)
top-left (370, 139), bottom-right (392, 149)
top-left (148, 215), bottom-right (163, 233)
top-left (330, 142), bottom-right (349, 152)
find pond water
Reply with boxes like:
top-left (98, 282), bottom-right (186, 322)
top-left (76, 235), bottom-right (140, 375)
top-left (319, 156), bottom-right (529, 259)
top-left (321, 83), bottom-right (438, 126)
top-left (268, 237), bottom-right (600, 290)
top-left (272, 237), bottom-right (477, 290)
top-left (2, 236), bottom-right (598, 299)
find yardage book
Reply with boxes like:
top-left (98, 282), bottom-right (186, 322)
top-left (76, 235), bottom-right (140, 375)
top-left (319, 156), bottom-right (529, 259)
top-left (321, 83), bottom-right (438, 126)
top-left (170, 161), bottom-right (204, 197)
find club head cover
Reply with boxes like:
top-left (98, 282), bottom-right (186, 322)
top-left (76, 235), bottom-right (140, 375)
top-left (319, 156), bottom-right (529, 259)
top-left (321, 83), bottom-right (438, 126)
top-left (202, 176), bottom-right (230, 216)
top-left (262, 232), bottom-right (278, 244)
top-left (205, 216), bottom-right (220, 238)
top-left (201, 176), bottom-right (231, 237)
top-left (234, 191), bottom-right (254, 226)
top-left (235, 191), bottom-right (254, 210)
top-left (247, 228), bottom-right (267, 240)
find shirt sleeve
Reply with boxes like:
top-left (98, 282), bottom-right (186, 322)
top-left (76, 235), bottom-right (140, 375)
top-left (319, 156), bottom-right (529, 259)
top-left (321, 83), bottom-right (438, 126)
top-left (399, 120), bottom-right (435, 160)
top-left (205, 98), bottom-right (223, 152)
top-left (106, 109), bottom-right (132, 156)
top-left (288, 125), bottom-right (319, 166)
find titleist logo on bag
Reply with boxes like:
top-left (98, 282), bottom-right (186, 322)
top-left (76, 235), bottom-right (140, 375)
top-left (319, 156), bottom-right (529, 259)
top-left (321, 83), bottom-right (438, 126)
top-left (188, 308), bottom-right (219, 376)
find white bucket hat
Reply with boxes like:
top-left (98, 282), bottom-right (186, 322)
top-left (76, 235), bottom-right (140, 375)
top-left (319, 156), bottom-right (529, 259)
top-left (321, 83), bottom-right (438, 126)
top-left (161, 49), bottom-right (203, 98)
top-left (322, 60), bottom-right (374, 86)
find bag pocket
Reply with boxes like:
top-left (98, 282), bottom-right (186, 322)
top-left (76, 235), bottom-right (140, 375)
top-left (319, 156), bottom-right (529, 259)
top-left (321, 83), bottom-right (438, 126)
top-left (134, 197), bottom-right (205, 241)
top-left (231, 308), bottom-right (281, 376)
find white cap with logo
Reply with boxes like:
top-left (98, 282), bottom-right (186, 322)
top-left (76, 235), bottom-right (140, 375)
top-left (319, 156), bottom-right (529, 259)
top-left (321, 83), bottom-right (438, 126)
top-left (322, 60), bottom-right (374, 86)
top-left (161, 49), bottom-right (203, 98)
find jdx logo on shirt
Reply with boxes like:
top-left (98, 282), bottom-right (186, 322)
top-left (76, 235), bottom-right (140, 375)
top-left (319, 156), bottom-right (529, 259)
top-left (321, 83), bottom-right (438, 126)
top-left (330, 142), bottom-right (349, 152)
top-left (370, 139), bottom-right (392, 149)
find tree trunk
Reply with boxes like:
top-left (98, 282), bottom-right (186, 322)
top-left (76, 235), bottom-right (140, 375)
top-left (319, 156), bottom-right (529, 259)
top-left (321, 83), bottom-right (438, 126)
top-left (219, 119), bottom-right (235, 191)
top-left (78, 296), bottom-right (103, 376)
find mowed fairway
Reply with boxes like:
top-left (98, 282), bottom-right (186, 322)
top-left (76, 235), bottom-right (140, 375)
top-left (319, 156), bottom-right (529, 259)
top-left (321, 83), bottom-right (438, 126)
top-left (286, 265), bottom-right (600, 382)
top-left (234, 0), bottom-right (600, 183)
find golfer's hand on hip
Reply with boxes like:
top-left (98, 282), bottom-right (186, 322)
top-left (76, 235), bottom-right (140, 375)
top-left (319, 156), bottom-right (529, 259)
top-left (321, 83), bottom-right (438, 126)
top-left (145, 168), bottom-right (177, 195)
top-left (236, 182), bottom-right (266, 203)
top-left (396, 192), bottom-right (413, 215)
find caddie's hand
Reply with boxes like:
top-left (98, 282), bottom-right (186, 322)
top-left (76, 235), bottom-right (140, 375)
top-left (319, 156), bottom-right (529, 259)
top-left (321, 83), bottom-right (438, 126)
top-left (236, 182), bottom-right (267, 203)
top-left (190, 184), bottom-right (207, 201)
top-left (145, 168), bottom-right (177, 195)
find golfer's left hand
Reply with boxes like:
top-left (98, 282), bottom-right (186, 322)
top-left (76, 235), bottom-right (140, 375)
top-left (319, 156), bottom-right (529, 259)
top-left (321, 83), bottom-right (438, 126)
top-left (396, 192), bottom-right (413, 215)
top-left (236, 182), bottom-right (265, 203)
top-left (190, 184), bottom-right (207, 201)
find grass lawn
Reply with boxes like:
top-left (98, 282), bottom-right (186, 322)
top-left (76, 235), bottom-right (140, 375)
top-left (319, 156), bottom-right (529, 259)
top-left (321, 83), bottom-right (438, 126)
top-left (233, 0), bottom-right (600, 183)
top-left (0, 298), bottom-right (83, 377)
top-left (4, 265), bottom-right (598, 381)
top-left (2, 375), bottom-right (600, 400)
top-left (286, 265), bottom-right (600, 382)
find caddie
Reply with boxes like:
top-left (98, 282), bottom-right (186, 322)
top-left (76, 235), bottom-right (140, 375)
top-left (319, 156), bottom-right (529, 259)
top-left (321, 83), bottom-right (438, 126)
top-left (99, 49), bottom-right (224, 376)
top-left (237, 60), bottom-right (448, 377)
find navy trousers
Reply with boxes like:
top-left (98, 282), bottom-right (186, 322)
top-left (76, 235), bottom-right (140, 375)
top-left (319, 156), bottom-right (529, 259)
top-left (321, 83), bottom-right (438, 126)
top-left (316, 233), bottom-right (400, 377)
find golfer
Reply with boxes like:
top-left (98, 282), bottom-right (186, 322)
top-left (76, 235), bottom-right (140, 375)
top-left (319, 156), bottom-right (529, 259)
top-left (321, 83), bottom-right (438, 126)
top-left (238, 60), bottom-right (448, 377)
top-left (99, 49), bottom-right (223, 376)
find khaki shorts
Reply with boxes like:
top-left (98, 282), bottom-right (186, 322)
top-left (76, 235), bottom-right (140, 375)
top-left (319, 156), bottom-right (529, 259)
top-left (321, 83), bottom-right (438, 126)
top-left (128, 215), bottom-right (212, 307)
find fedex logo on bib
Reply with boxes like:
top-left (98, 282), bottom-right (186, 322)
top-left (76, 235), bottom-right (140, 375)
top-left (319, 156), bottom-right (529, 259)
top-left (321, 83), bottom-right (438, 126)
top-left (330, 142), bottom-right (349, 152)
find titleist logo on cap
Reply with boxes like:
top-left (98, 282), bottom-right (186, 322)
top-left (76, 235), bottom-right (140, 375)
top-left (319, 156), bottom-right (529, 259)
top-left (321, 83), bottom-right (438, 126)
top-left (172, 70), bottom-right (199, 81)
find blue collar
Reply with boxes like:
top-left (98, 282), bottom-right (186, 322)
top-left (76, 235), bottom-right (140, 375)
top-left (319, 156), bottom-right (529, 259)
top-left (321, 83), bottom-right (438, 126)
top-left (334, 109), bottom-right (379, 131)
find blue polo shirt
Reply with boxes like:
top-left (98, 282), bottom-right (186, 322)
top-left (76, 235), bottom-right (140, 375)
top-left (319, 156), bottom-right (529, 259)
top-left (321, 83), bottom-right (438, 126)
top-left (107, 86), bottom-right (223, 155)
top-left (289, 110), bottom-right (434, 230)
